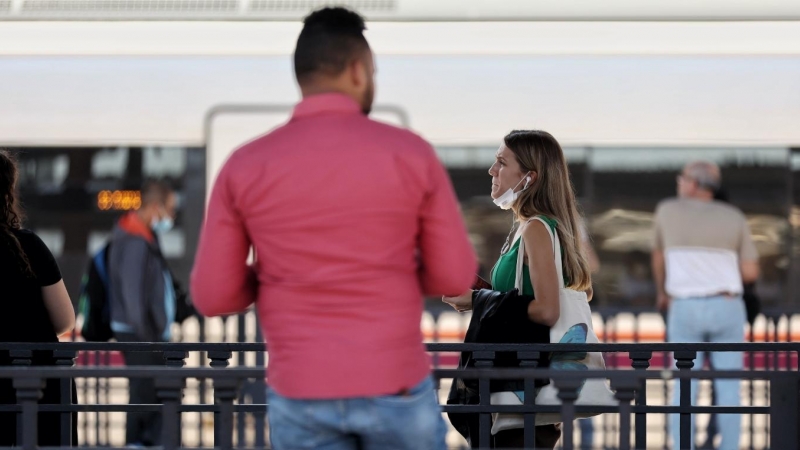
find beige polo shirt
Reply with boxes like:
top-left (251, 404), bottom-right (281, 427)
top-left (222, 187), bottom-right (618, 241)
top-left (653, 198), bottom-right (758, 298)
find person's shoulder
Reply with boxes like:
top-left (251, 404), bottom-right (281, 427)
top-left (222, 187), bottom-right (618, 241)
top-left (710, 200), bottom-right (748, 221)
top-left (13, 228), bottom-right (44, 246)
top-left (223, 130), bottom-right (278, 166)
top-left (655, 197), bottom-right (681, 212)
top-left (11, 229), bottom-right (52, 256)
top-left (522, 217), bottom-right (554, 241)
top-left (110, 225), bottom-right (149, 249)
top-left (364, 119), bottom-right (435, 154)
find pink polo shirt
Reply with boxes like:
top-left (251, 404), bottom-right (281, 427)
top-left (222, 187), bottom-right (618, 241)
top-left (191, 93), bottom-right (477, 399)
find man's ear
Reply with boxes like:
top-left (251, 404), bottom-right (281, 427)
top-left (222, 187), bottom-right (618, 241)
top-left (349, 58), bottom-right (367, 88)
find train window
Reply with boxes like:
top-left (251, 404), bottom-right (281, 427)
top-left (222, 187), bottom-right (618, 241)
top-left (34, 229), bottom-right (65, 258)
top-left (87, 231), bottom-right (110, 255)
top-left (15, 152), bottom-right (70, 189)
top-left (7, 146), bottom-right (206, 302)
top-left (788, 148), bottom-right (800, 305)
top-left (588, 147), bottom-right (789, 307)
top-left (160, 229), bottom-right (186, 259)
top-left (143, 146), bottom-right (187, 178)
top-left (92, 147), bottom-right (128, 179)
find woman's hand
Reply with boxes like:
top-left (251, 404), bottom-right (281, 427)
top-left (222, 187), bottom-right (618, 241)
top-left (442, 290), bottom-right (474, 312)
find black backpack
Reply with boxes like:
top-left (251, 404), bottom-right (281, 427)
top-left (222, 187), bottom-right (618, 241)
top-left (78, 243), bottom-right (114, 342)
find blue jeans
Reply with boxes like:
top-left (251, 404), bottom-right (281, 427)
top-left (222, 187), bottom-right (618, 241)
top-left (267, 376), bottom-right (448, 450)
top-left (668, 296), bottom-right (745, 450)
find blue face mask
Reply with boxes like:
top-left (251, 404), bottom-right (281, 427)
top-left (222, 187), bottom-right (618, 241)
top-left (151, 209), bottom-right (174, 234)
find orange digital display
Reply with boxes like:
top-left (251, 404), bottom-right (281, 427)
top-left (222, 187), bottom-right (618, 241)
top-left (97, 190), bottom-right (141, 211)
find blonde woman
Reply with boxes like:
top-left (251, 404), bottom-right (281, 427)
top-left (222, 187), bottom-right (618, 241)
top-left (444, 130), bottom-right (593, 448)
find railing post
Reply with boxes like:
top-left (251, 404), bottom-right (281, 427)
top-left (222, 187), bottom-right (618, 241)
top-left (473, 350), bottom-right (495, 449)
top-left (630, 350), bottom-right (652, 450)
top-left (164, 350), bottom-right (188, 368)
top-left (54, 349), bottom-right (76, 446)
top-left (156, 376), bottom-right (185, 450)
top-left (554, 377), bottom-right (583, 450)
top-left (10, 350), bottom-right (32, 366)
top-left (214, 378), bottom-right (240, 450)
top-left (208, 350), bottom-right (233, 446)
top-left (769, 372), bottom-right (800, 450)
top-left (518, 350), bottom-right (540, 448)
top-left (611, 376), bottom-right (639, 450)
top-left (674, 350), bottom-right (696, 450)
top-left (208, 351), bottom-right (232, 368)
top-left (14, 376), bottom-right (44, 450)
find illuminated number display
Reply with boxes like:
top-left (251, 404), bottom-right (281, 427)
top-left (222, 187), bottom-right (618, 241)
top-left (97, 190), bottom-right (142, 211)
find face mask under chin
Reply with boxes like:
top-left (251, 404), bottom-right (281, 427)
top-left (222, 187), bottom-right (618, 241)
top-left (493, 174), bottom-right (531, 210)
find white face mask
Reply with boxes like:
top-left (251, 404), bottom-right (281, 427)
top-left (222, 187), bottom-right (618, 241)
top-left (493, 173), bottom-right (531, 210)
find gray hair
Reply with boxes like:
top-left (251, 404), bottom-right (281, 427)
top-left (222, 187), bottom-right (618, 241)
top-left (684, 160), bottom-right (721, 191)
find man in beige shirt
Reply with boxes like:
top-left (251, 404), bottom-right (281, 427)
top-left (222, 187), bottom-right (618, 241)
top-left (652, 160), bottom-right (759, 450)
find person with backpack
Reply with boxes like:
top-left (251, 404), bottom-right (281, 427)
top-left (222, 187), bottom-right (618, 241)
top-left (107, 180), bottom-right (178, 447)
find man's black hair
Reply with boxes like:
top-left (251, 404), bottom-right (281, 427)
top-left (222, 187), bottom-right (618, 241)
top-left (294, 7), bottom-right (368, 83)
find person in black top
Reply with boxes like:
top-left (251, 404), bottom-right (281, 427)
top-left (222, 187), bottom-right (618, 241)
top-left (0, 149), bottom-right (76, 446)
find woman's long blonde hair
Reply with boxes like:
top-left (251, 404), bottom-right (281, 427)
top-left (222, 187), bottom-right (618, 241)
top-left (505, 130), bottom-right (592, 291)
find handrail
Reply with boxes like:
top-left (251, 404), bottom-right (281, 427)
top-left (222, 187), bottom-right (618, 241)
top-left (2, 341), bottom-right (799, 352)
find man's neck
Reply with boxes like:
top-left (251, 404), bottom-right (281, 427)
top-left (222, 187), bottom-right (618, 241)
top-left (300, 83), bottom-right (356, 102)
top-left (687, 193), bottom-right (714, 202)
top-left (135, 210), bottom-right (152, 226)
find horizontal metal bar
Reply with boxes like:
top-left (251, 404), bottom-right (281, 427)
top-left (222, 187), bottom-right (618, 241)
top-left (2, 341), bottom-right (799, 352)
top-left (433, 368), bottom-right (792, 380)
top-left (0, 402), bottom-right (770, 415)
top-left (3, 15), bottom-right (800, 23)
top-left (0, 366), bottom-right (787, 382)
top-left (0, 404), bottom-right (271, 413)
top-left (630, 406), bottom-right (769, 414)
top-left (441, 405), bottom-right (769, 414)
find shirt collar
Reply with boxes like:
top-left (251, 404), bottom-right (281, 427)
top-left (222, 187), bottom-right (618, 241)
top-left (291, 92), bottom-right (362, 120)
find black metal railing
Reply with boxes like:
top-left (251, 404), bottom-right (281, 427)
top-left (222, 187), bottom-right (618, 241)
top-left (0, 341), bottom-right (798, 450)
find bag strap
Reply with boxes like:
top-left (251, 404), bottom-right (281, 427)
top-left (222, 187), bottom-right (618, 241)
top-left (514, 231), bottom-right (526, 292)
top-left (534, 217), bottom-right (565, 289)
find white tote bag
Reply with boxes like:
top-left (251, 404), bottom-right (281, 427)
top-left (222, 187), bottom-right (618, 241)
top-left (491, 217), bottom-right (615, 432)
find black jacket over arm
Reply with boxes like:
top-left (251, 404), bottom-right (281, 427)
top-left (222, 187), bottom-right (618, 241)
top-left (446, 288), bottom-right (551, 445)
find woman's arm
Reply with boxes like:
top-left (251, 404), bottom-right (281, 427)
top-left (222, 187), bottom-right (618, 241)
top-left (442, 290), bottom-right (474, 312)
top-left (523, 221), bottom-right (561, 327)
top-left (41, 280), bottom-right (76, 336)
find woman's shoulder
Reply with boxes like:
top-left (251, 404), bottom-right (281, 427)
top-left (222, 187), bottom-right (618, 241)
top-left (10, 228), bottom-right (51, 253)
top-left (534, 215), bottom-right (558, 228)
top-left (521, 217), bottom-right (555, 242)
top-left (12, 228), bottom-right (43, 243)
top-left (521, 215), bottom-right (558, 232)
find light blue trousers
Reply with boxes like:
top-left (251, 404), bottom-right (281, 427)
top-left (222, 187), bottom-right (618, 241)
top-left (668, 296), bottom-right (745, 450)
top-left (267, 376), bottom-right (447, 450)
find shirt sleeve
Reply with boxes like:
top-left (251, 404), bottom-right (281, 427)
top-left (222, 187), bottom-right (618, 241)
top-left (190, 160), bottom-right (257, 316)
top-left (416, 143), bottom-right (478, 297)
top-left (738, 217), bottom-right (759, 262)
top-left (21, 231), bottom-right (62, 286)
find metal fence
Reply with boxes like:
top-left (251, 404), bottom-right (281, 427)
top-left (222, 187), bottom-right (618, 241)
top-left (1, 341), bottom-right (799, 450)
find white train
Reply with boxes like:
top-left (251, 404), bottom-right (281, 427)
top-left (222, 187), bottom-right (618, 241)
top-left (2, 18), bottom-right (799, 180)
top-left (1, 8), bottom-right (799, 307)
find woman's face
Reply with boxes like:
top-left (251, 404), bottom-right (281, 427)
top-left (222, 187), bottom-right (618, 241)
top-left (488, 145), bottom-right (527, 200)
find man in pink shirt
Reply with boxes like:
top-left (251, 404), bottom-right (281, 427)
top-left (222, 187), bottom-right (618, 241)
top-left (191, 7), bottom-right (477, 450)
